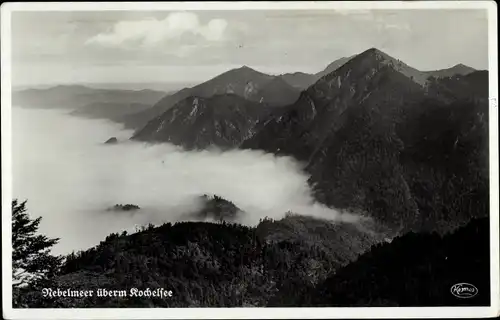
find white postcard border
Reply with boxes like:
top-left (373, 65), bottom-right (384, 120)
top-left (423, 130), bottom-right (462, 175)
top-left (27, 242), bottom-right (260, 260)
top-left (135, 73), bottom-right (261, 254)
top-left (1, 1), bottom-right (498, 319)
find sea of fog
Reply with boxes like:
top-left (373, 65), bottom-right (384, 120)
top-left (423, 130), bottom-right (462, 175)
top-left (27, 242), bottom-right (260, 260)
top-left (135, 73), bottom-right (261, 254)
top-left (12, 107), bottom-right (358, 254)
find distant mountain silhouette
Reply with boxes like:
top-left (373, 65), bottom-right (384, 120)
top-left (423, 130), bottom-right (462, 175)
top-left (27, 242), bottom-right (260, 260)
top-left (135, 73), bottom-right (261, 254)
top-left (279, 56), bottom-right (356, 89)
top-left (315, 55), bottom-right (357, 79)
top-left (13, 85), bottom-right (166, 125)
top-left (123, 66), bottom-right (301, 130)
top-left (12, 85), bottom-right (165, 110)
top-left (131, 94), bottom-right (276, 149)
top-left (424, 63), bottom-right (477, 79)
top-left (278, 72), bottom-right (317, 90)
top-left (242, 48), bottom-right (489, 234)
top-left (70, 102), bottom-right (151, 122)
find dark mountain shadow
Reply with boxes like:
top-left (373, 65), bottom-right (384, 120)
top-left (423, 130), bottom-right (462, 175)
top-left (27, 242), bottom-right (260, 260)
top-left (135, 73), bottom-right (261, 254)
top-left (299, 217), bottom-right (490, 307)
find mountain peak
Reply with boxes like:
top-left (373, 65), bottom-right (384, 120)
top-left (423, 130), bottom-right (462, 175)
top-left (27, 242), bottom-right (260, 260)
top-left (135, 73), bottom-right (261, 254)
top-left (423, 63), bottom-right (477, 79)
top-left (347, 48), bottom-right (428, 86)
top-left (358, 47), bottom-right (397, 63)
top-left (362, 47), bottom-right (381, 55)
top-left (451, 63), bottom-right (476, 72)
top-left (316, 49), bottom-right (393, 77)
top-left (235, 65), bottom-right (258, 72)
top-left (222, 65), bottom-right (270, 79)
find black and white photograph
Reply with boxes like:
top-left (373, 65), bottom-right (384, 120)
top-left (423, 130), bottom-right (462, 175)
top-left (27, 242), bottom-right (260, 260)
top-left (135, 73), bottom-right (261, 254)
top-left (1, 1), bottom-right (498, 319)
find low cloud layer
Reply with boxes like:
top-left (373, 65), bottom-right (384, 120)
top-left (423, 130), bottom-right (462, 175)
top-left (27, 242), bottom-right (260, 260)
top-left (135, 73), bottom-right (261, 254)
top-left (85, 12), bottom-right (228, 50)
top-left (13, 108), bottom-right (358, 254)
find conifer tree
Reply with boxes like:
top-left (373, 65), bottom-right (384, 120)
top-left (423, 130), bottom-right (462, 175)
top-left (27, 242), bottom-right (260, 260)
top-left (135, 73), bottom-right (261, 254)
top-left (12, 199), bottom-right (62, 288)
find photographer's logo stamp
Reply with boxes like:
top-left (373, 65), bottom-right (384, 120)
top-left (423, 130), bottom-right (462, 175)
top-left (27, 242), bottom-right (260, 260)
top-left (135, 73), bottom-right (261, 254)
top-left (450, 283), bottom-right (478, 298)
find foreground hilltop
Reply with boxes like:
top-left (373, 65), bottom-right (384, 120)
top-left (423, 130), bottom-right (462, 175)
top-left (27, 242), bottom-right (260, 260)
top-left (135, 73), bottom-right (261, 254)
top-left (15, 213), bottom-right (488, 308)
top-left (294, 217), bottom-right (490, 307)
top-left (16, 209), bottom-right (388, 308)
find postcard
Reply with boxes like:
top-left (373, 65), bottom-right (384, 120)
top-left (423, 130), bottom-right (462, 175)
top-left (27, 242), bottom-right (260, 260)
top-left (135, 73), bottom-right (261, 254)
top-left (1, 1), bottom-right (498, 319)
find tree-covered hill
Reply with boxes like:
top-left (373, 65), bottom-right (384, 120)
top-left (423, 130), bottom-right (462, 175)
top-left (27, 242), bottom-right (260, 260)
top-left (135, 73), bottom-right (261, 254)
top-left (242, 48), bottom-right (489, 235)
top-left (13, 201), bottom-right (489, 308)
top-left (301, 217), bottom-right (490, 307)
top-left (15, 213), bottom-right (386, 308)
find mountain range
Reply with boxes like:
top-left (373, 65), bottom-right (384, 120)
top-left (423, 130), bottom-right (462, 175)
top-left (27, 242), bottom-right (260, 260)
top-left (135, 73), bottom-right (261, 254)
top-left (13, 47), bottom-right (488, 235)
top-left (13, 50), bottom-right (479, 138)
top-left (12, 85), bottom-right (167, 125)
top-left (70, 102), bottom-right (152, 122)
top-left (129, 50), bottom-right (481, 147)
top-left (241, 48), bottom-right (488, 234)
top-left (12, 85), bottom-right (166, 110)
top-left (278, 55), bottom-right (477, 90)
top-left (121, 66), bottom-right (302, 130)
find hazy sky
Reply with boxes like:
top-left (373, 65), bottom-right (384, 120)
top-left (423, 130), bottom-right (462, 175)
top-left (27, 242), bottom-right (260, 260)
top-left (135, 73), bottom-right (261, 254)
top-left (11, 9), bottom-right (489, 86)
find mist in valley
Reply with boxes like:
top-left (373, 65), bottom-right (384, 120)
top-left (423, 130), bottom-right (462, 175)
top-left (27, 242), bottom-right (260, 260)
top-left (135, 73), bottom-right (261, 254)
top-left (12, 107), bottom-right (358, 254)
